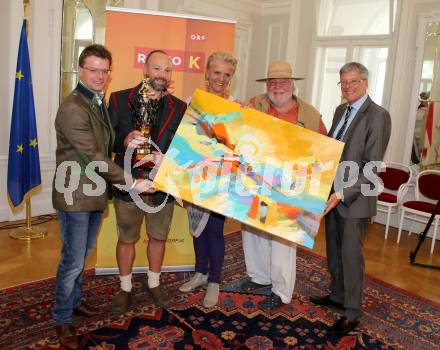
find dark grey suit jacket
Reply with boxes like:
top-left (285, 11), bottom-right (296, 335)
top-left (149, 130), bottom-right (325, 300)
top-left (329, 96), bottom-right (392, 219)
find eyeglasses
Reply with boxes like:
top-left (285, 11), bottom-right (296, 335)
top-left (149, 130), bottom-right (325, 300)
top-left (337, 79), bottom-right (366, 86)
top-left (81, 66), bottom-right (111, 75)
top-left (267, 79), bottom-right (292, 87)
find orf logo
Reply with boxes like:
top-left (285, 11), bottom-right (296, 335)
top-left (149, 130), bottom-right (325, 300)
top-left (135, 48), bottom-right (205, 73)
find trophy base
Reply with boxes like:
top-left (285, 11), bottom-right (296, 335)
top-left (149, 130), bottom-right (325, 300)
top-left (135, 153), bottom-right (155, 168)
top-left (9, 226), bottom-right (48, 241)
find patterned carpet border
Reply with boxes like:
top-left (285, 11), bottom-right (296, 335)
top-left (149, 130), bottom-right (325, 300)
top-left (0, 231), bottom-right (439, 349)
top-left (304, 247), bottom-right (440, 308)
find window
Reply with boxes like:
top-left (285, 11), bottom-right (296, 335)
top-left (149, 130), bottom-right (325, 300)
top-left (311, 0), bottom-right (398, 130)
top-left (60, 0), bottom-right (124, 101)
top-left (353, 47), bottom-right (388, 105)
top-left (421, 60), bottom-right (434, 93)
top-left (316, 0), bottom-right (391, 36)
top-left (311, 48), bottom-right (347, 127)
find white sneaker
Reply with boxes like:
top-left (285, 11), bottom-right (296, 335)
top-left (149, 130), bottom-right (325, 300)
top-left (179, 272), bottom-right (208, 293)
top-left (203, 282), bottom-right (220, 308)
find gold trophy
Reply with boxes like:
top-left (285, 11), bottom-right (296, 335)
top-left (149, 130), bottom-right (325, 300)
top-left (131, 78), bottom-right (161, 166)
top-left (135, 122), bottom-right (153, 163)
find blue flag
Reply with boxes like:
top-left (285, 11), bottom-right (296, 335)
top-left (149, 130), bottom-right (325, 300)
top-left (7, 20), bottom-right (41, 207)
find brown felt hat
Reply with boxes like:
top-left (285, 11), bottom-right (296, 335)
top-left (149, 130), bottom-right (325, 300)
top-left (256, 61), bottom-right (304, 82)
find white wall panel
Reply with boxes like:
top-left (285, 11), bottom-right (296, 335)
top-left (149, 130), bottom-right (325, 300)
top-left (0, 0), bottom-right (61, 221)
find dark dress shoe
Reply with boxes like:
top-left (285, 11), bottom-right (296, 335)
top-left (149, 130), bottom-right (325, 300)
top-left (330, 316), bottom-right (360, 335)
top-left (258, 292), bottom-right (285, 312)
top-left (240, 279), bottom-right (271, 292)
top-left (73, 301), bottom-right (104, 316)
top-left (55, 324), bottom-right (78, 349)
top-left (310, 295), bottom-right (344, 310)
top-left (111, 290), bottom-right (133, 314)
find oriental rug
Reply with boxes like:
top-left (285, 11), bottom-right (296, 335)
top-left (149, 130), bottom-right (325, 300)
top-left (0, 231), bottom-right (438, 349)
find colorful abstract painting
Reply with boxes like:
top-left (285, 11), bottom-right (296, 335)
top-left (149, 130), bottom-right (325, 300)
top-left (154, 89), bottom-right (344, 248)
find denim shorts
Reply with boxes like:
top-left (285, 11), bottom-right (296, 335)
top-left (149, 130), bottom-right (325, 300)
top-left (113, 196), bottom-right (174, 242)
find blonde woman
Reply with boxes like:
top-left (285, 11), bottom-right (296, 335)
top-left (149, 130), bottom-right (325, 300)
top-left (179, 52), bottom-right (238, 307)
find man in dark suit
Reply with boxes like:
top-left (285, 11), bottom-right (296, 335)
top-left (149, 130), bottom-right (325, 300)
top-left (108, 50), bottom-right (186, 313)
top-left (310, 62), bottom-right (392, 335)
top-left (52, 44), bottom-right (152, 349)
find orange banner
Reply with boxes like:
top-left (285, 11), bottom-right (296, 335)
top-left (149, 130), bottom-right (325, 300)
top-left (96, 8), bottom-right (235, 273)
top-left (105, 8), bottom-right (236, 100)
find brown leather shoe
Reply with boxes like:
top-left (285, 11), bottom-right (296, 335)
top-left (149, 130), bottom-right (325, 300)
top-left (111, 290), bottom-right (133, 314)
top-left (73, 301), bottom-right (105, 317)
top-left (147, 285), bottom-right (171, 308)
top-left (55, 324), bottom-right (78, 350)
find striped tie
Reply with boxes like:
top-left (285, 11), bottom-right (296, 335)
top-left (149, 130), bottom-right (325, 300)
top-left (335, 105), bottom-right (352, 141)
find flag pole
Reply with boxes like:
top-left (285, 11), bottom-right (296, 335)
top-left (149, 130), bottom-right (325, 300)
top-left (9, 197), bottom-right (47, 240)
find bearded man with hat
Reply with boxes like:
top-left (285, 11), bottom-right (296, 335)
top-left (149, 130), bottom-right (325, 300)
top-left (240, 60), bottom-right (327, 312)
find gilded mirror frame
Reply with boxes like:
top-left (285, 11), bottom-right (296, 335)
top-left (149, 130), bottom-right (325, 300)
top-left (407, 12), bottom-right (440, 170)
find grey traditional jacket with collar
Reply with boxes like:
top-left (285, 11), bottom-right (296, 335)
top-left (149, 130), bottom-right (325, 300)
top-left (52, 84), bottom-right (133, 211)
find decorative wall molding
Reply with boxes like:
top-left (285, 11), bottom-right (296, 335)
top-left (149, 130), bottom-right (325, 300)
top-left (178, 0), bottom-right (291, 20)
top-left (259, 0), bottom-right (292, 15)
top-left (234, 23), bottom-right (253, 100)
top-left (179, 0), bottom-right (251, 25)
top-left (218, 0), bottom-right (291, 15)
top-left (265, 23), bottom-right (283, 69)
top-left (123, 0), bottom-right (159, 10)
top-left (285, 0), bottom-right (302, 65)
top-left (0, 165), bottom-right (56, 221)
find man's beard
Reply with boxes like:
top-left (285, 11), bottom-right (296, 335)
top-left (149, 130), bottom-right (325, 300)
top-left (268, 91), bottom-right (292, 107)
top-left (150, 77), bottom-right (168, 92)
